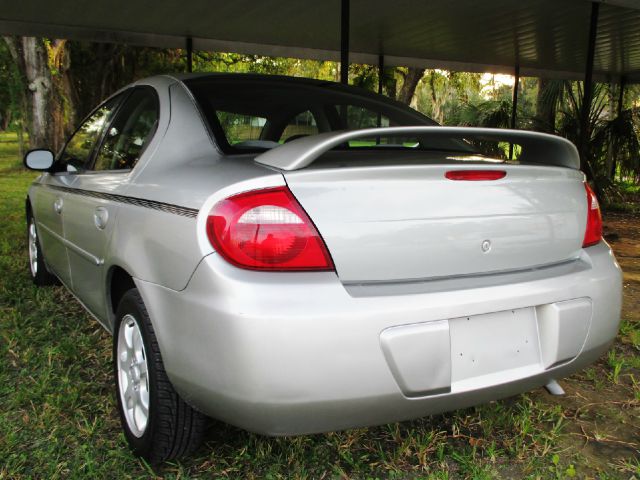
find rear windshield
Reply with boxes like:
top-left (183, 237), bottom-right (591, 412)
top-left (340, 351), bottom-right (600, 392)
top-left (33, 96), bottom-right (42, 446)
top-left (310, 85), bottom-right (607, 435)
top-left (185, 77), bottom-right (475, 154)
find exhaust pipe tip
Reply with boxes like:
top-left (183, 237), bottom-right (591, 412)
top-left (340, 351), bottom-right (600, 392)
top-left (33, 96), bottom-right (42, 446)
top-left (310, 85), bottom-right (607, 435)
top-left (544, 379), bottom-right (565, 396)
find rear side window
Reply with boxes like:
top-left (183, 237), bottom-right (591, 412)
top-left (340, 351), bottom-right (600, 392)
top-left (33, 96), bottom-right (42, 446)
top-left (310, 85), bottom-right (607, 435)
top-left (215, 111), bottom-right (266, 146)
top-left (341, 105), bottom-right (389, 129)
top-left (280, 110), bottom-right (319, 142)
top-left (93, 88), bottom-right (159, 171)
top-left (58, 96), bottom-right (121, 172)
top-left (335, 105), bottom-right (420, 147)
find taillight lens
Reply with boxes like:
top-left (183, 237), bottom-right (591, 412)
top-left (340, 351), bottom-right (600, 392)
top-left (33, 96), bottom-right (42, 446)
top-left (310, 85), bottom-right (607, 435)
top-left (206, 187), bottom-right (334, 271)
top-left (445, 170), bottom-right (506, 181)
top-left (582, 182), bottom-right (603, 248)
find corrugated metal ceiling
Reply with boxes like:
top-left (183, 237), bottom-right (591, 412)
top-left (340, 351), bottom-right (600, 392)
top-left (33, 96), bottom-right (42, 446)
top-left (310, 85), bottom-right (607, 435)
top-left (0, 0), bottom-right (639, 81)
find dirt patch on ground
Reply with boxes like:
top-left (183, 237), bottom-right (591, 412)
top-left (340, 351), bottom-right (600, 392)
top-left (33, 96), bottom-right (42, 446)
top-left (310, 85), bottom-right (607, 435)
top-left (605, 212), bottom-right (640, 341)
top-left (535, 372), bottom-right (639, 473)
top-left (545, 212), bottom-right (640, 474)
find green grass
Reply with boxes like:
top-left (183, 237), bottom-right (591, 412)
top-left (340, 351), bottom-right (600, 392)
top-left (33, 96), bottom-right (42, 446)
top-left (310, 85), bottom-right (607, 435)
top-left (1, 132), bottom-right (638, 479)
top-left (603, 178), bottom-right (640, 214)
top-left (618, 180), bottom-right (640, 195)
top-left (0, 131), bottom-right (26, 168)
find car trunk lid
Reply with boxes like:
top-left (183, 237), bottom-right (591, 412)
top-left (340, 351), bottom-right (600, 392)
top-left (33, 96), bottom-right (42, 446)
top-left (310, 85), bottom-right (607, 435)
top-left (282, 157), bottom-right (587, 283)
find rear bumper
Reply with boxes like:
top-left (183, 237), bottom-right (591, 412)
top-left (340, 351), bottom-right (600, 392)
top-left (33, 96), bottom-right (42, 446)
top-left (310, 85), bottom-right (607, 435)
top-left (136, 242), bottom-right (622, 435)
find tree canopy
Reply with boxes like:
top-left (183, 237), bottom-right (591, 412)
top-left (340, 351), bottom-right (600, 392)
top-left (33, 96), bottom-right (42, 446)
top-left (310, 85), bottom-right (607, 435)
top-left (2, 38), bottom-right (639, 193)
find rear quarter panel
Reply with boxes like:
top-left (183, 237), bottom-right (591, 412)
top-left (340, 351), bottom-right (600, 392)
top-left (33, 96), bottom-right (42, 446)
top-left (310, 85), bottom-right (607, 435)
top-left (106, 80), bottom-right (284, 297)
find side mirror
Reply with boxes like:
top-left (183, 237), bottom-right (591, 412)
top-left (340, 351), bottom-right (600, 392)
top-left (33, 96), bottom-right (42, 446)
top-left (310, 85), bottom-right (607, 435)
top-left (24, 149), bottom-right (55, 171)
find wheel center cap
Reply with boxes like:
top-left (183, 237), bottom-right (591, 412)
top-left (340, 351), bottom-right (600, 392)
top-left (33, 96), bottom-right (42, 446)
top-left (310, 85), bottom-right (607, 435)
top-left (131, 366), bottom-right (141, 382)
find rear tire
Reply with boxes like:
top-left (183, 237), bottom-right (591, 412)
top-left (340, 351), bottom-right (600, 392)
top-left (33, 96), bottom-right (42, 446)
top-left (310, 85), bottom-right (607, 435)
top-left (113, 288), bottom-right (206, 464)
top-left (27, 213), bottom-right (59, 286)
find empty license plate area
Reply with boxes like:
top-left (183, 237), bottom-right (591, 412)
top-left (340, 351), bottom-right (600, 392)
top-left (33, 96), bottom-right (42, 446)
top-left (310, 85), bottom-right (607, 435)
top-left (380, 300), bottom-right (590, 397)
top-left (449, 308), bottom-right (542, 392)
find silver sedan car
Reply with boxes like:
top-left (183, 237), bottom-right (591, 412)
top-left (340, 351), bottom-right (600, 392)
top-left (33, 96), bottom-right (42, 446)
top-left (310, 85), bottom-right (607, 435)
top-left (24, 74), bottom-right (622, 463)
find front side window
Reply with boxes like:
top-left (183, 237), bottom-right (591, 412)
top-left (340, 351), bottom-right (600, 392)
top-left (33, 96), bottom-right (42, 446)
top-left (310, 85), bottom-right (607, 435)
top-left (93, 88), bottom-right (159, 171)
top-left (58, 96), bottom-right (121, 172)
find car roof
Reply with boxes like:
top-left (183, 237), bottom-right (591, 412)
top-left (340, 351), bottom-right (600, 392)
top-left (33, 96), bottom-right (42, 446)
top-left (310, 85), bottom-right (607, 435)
top-left (168, 72), bottom-right (343, 88)
top-left (163, 72), bottom-right (424, 116)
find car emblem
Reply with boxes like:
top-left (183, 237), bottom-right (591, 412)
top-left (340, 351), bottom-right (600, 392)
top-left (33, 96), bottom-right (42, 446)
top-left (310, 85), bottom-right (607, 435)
top-left (481, 240), bottom-right (492, 253)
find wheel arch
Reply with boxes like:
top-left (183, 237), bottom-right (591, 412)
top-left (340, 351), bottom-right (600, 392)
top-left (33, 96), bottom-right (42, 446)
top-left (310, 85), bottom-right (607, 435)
top-left (25, 196), bottom-right (32, 218)
top-left (107, 265), bottom-right (137, 330)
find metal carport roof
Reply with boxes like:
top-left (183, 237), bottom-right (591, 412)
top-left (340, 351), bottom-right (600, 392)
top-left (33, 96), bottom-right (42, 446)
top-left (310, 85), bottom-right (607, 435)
top-left (1, 0), bottom-right (640, 82)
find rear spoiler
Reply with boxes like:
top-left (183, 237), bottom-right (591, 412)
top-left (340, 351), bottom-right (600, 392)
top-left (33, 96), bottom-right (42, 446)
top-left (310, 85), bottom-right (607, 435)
top-left (255, 127), bottom-right (580, 171)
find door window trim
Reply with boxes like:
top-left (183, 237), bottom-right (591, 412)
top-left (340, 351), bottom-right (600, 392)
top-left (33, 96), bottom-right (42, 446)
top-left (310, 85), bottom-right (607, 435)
top-left (54, 89), bottom-right (132, 176)
top-left (88, 86), bottom-right (161, 173)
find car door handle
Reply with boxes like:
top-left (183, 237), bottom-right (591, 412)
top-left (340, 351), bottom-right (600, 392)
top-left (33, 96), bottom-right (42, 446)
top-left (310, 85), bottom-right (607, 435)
top-left (53, 198), bottom-right (63, 214)
top-left (94, 207), bottom-right (109, 230)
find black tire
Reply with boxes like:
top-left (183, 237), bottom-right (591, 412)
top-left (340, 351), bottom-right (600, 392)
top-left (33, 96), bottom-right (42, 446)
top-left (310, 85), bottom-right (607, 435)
top-left (113, 288), bottom-right (206, 464)
top-left (26, 212), bottom-right (59, 286)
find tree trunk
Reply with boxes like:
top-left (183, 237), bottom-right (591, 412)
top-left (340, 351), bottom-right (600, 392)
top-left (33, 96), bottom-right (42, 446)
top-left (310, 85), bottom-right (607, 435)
top-left (397, 67), bottom-right (425, 106)
top-left (535, 78), bottom-right (557, 133)
top-left (49, 39), bottom-right (77, 152)
top-left (17, 119), bottom-right (25, 159)
top-left (3, 36), bottom-right (77, 152)
top-left (0, 109), bottom-right (10, 130)
top-left (428, 71), bottom-right (445, 124)
top-left (3, 36), bottom-right (54, 149)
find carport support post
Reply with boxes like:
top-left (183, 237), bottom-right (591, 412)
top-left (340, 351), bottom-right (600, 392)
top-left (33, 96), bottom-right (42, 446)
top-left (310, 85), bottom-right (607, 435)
top-left (378, 54), bottom-right (384, 95)
top-left (186, 37), bottom-right (193, 73)
top-left (509, 64), bottom-right (520, 160)
top-left (340, 0), bottom-right (350, 84)
top-left (377, 54), bottom-right (384, 131)
top-left (579, 1), bottom-right (600, 176)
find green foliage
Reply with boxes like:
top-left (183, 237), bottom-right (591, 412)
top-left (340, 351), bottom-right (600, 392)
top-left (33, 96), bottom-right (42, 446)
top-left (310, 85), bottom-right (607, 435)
top-left (416, 71), bottom-right (640, 191)
top-left (415, 71), bottom-right (484, 124)
top-left (536, 80), bottom-right (640, 194)
top-left (4, 36), bottom-right (640, 201)
top-left (2, 38), bottom-right (638, 188)
top-left (67, 43), bottom-right (186, 119)
top-left (349, 64), bottom-right (378, 92)
top-left (592, 108), bottom-right (640, 183)
top-left (0, 41), bottom-right (25, 132)
top-left (191, 51), bottom-right (339, 82)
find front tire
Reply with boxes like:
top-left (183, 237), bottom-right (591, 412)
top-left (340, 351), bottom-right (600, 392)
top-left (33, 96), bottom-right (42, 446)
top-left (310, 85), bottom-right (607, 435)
top-left (27, 213), bottom-right (58, 286)
top-left (114, 288), bottom-right (206, 464)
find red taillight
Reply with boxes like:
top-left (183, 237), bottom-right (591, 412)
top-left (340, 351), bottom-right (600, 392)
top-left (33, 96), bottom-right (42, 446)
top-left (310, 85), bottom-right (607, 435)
top-left (582, 182), bottom-right (603, 248)
top-left (206, 186), bottom-right (334, 271)
top-left (445, 170), bottom-right (506, 181)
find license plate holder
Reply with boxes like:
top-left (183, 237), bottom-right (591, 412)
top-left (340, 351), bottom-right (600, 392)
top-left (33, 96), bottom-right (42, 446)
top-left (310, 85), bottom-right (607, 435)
top-left (449, 307), bottom-right (542, 391)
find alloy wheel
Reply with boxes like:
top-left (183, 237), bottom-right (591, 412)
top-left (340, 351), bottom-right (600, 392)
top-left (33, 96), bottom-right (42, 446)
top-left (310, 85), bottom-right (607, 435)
top-left (28, 220), bottom-right (38, 277)
top-left (117, 314), bottom-right (150, 437)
